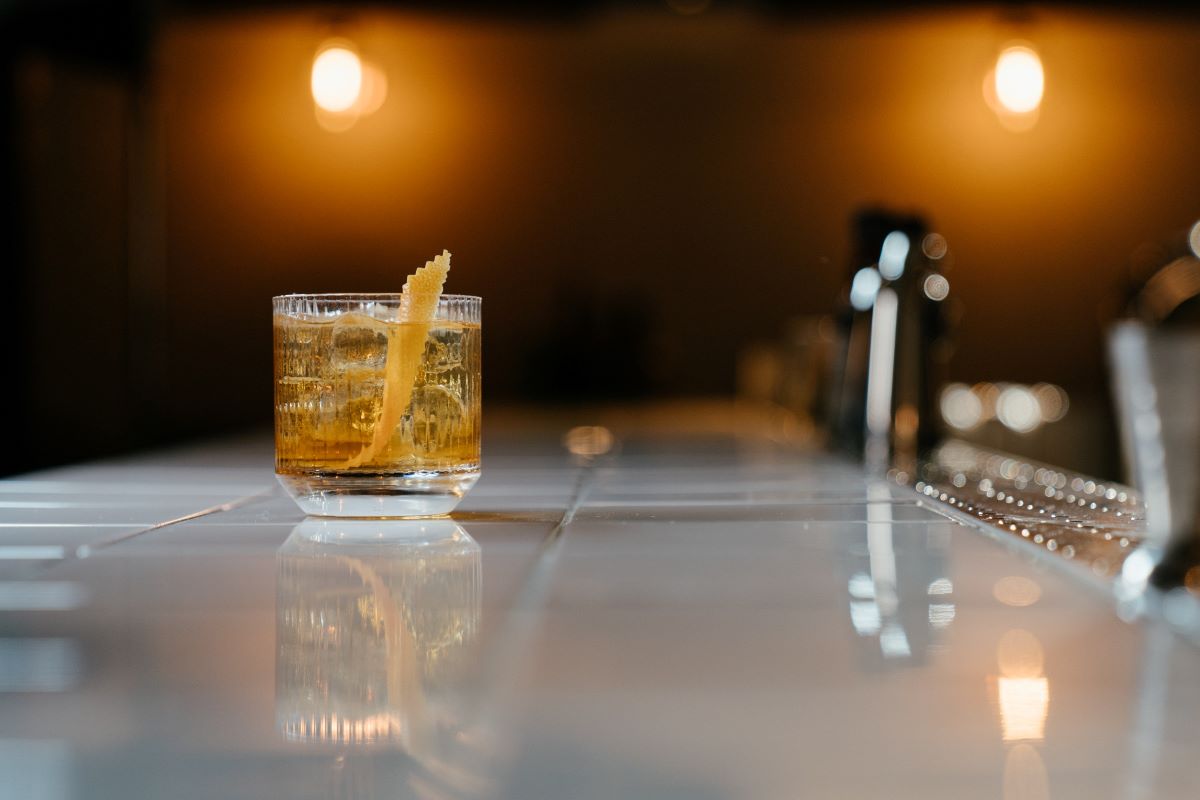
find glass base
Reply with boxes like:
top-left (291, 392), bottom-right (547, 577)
top-left (276, 469), bottom-right (479, 518)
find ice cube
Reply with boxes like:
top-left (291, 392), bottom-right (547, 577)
top-left (332, 315), bottom-right (388, 368)
top-left (405, 384), bottom-right (466, 455)
top-left (421, 330), bottom-right (464, 375)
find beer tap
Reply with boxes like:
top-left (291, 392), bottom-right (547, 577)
top-left (833, 210), bottom-right (953, 474)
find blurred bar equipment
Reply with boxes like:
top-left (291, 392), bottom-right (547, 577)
top-left (833, 210), bottom-right (952, 474)
top-left (1109, 249), bottom-right (1200, 595)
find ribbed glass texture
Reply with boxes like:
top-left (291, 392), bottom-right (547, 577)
top-left (272, 294), bottom-right (481, 325)
top-left (272, 293), bottom-right (481, 517)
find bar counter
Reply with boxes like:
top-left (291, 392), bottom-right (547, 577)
top-left (2, 410), bottom-right (1198, 799)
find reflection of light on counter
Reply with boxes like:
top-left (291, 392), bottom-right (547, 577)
top-left (1003, 743), bottom-right (1050, 800)
top-left (0, 581), bottom-right (87, 610)
top-left (927, 577), bottom-right (953, 595)
top-left (849, 600), bottom-right (882, 636)
top-left (848, 572), bottom-right (875, 599)
top-left (284, 712), bottom-right (404, 745)
top-left (563, 425), bottom-right (615, 457)
top-left (994, 576), bottom-right (1042, 607)
top-left (848, 570), bottom-right (882, 636)
top-left (0, 546), bottom-right (64, 560)
top-left (996, 629), bottom-right (1049, 742)
top-left (879, 623), bottom-right (911, 658)
top-left (999, 678), bottom-right (1049, 741)
top-left (0, 638), bottom-right (83, 692)
top-left (866, 484), bottom-right (897, 615)
top-left (928, 603), bottom-right (956, 629)
top-left (998, 629), bottom-right (1043, 676)
top-left (878, 231), bottom-right (910, 281)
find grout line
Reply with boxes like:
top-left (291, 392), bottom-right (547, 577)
top-left (75, 488), bottom-right (279, 558)
top-left (21, 488), bottom-right (280, 578)
top-left (543, 458), bottom-right (600, 544)
top-left (464, 456), bottom-right (607, 748)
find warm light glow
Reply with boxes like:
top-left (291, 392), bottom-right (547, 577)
top-left (563, 425), bottom-right (615, 457)
top-left (894, 403), bottom-right (919, 443)
top-left (1189, 220), bottom-right (1200, 259)
top-left (1031, 383), bottom-right (1069, 423)
top-left (994, 576), bottom-right (1042, 607)
top-left (996, 629), bottom-right (1049, 742)
top-left (972, 383), bottom-right (1000, 421)
top-left (997, 385), bottom-right (1041, 434)
top-left (312, 46), bottom-right (363, 113)
top-left (998, 677), bottom-right (1049, 741)
top-left (940, 383), bottom-right (983, 431)
top-left (997, 629), bottom-right (1044, 679)
top-left (994, 46), bottom-right (1044, 114)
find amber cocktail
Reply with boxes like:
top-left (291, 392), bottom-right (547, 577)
top-left (274, 293), bottom-right (480, 517)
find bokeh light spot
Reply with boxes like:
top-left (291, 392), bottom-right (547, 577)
top-left (312, 46), bottom-right (363, 113)
top-left (994, 46), bottom-right (1044, 114)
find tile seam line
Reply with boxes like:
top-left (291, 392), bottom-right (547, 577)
top-left (464, 456), bottom-right (604, 731)
top-left (67, 488), bottom-right (278, 562)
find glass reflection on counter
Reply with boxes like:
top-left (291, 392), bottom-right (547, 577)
top-left (994, 625), bottom-right (1051, 800)
top-left (841, 484), bottom-right (955, 667)
top-left (275, 517), bottom-right (481, 752)
top-left (995, 629), bottom-right (1048, 743)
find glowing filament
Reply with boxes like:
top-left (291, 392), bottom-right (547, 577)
top-left (312, 47), bottom-right (363, 113)
top-left (994, 46), bottom-right (1044, 114)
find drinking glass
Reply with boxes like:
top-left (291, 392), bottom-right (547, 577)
top-left (274, 293), bottom-right (481, 517)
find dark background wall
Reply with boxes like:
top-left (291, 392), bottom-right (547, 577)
top-left (6, 2), bottom-right (1200, 476)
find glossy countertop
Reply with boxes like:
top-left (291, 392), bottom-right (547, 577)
top-left (2, 423), bottom-right (1199, 799)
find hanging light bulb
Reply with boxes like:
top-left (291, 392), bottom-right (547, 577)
top-left (312, 44), bottom-right (363, 113)
top-left (311, 39), bottom-right (388, 132)
top-left (994, 46), bottom-right (1044, 114)
top-left (984, 42), bottom-right (1044, 131)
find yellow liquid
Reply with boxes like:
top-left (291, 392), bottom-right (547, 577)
top-left (274, 313), bottom-right (480, 475)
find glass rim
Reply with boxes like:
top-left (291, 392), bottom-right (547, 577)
top-left (273, 293), bottom-right (480, 301)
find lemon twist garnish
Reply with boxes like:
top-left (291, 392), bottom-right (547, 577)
top-left (345, 250), bottom-right (450, 469)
